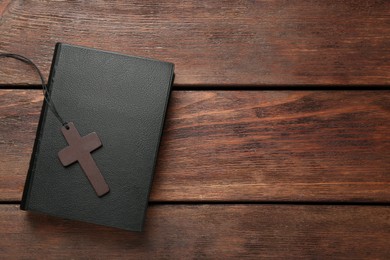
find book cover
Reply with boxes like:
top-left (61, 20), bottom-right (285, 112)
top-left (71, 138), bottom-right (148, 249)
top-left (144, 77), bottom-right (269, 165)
top-left (21, 43), bottom-right (174, 231)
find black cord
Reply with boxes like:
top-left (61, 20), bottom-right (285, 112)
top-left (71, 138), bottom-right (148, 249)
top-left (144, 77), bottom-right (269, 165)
top-left (0, 53), bottom-right (67, 127)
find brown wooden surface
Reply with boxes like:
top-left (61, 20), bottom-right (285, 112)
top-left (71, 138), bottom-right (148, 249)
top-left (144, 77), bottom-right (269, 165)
top-left (0, 205), bottom-right (389, 259)
top-left (1, 90), bottom-right (389, 202)
top-left (1, 0), bottom-right (390, 86)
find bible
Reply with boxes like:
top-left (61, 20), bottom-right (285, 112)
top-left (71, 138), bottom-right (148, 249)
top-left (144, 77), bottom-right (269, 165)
top-left (20, 43), bottom-right (174, 231)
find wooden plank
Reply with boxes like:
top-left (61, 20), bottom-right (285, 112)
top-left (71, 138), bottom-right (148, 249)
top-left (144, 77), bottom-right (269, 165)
top-left (1, 0), bottom-right (389, 86)
top-left (0, 204), bottom-right (389, 258)
top-left (1, 90), bottom-right (389, 202)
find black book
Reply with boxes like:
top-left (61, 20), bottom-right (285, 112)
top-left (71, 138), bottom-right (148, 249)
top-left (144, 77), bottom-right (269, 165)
top-left (21, 43), bottom-right (174, 231)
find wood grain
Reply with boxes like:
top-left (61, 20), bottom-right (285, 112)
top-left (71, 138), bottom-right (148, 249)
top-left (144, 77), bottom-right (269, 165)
top-left (1, 0), bottom-right (389, 86)
top-left (0, 204), bottom-right (389, 258)
top-left (1, 90), bottom-right (389, 202)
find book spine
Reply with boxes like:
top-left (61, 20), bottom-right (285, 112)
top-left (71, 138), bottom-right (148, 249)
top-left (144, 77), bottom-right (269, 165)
top-left (20, 43), bottom-right (62, 210)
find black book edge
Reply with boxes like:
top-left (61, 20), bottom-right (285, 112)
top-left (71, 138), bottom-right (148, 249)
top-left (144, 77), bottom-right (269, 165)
top-left (20, 43), bottom-right (62, 210)
top-left (140, 66), bottom-right (174, 231)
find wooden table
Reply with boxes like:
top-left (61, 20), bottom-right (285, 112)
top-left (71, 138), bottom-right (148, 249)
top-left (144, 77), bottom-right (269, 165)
top-left (1, 1), bottom-right (389, 258)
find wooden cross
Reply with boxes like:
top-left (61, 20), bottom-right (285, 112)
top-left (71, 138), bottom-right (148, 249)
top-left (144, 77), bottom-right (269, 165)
top-left (58, 122), bottom-right (110, 197)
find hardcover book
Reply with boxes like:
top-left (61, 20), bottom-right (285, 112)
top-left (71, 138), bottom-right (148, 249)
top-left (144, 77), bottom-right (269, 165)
top-left (21, 43), bottom-right (174, 231)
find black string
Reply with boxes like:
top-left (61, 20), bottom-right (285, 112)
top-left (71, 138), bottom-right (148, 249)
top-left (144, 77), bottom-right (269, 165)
top-left (0, 53), bottom-right (68, 127)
